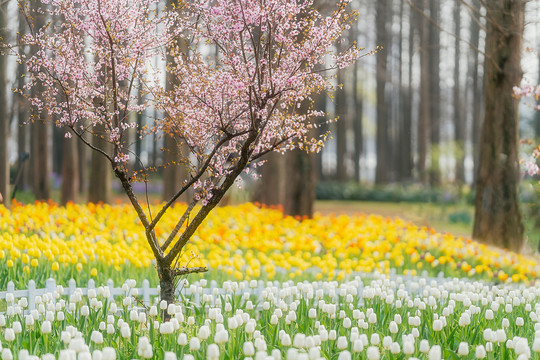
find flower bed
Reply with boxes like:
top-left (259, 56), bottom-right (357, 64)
top-left (0, 202), bottom-right (538, 289)
top-left (0, 275), bottom-right (540, 359)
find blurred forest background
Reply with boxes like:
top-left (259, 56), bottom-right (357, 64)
top-left (1, 0), bottom-right (540, 250)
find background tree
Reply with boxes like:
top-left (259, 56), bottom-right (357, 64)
top-left (473, 0), bottom-right (525, 251)
top-left (0, 0), bottom-right (8, 204)
top-left (19, 0), bottom-right (359, 304)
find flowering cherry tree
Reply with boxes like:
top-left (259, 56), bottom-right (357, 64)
top-left (18, 0), bottom-right (360, 304)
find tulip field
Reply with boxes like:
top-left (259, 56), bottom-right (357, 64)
top-left (2, 202), bottom-right (540, 359)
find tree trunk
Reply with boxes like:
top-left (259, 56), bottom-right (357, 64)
top-left (163, 0), bottom-right (189, 203)
top-left (470, 0), bottom-right (483, 184)
top-left (52, 126), bottom-right (64, 175)
top-left (158, 262), bottom-right (175, 310)
top-left (453, 0), bottom-right (466, 186)
top-left (428, 0), bottom-right (440, 186)
top-left (375, 0), bottom-right (390, 184)
top-left (0, 0), bottom-right (8, 205)
top-left (350, 23), bottom-right (363, 183)
top-left (162, 135), bottom-right (186, 201)
top-left (17, 10), bottom-right (29, 194)
top-left (314, 89), bottom-right (327, 181)
top-left (88, 125), bottom-right (111, 203)
top-left (335, 55), bottom-right (347, 182)
top-left (61, 137), bottom-right (79, 205)
top-left (400, 0), bottom-right (414, 181)
top-left (536, 50), bottom-right (540, 139)
top-left (252, 152), bottom-right (286, 207)
top-left (78, 132), bottom-right (88, 195)
top-left (30, 120), bottom-right (50, 200)
top-left (473, 0), bottom-right (525, 252)
top-left (417, 0), bottom-right (430, 184)
top-left (283, 150), bottom-right (315, 217)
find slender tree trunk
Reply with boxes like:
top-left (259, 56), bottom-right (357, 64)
top-left (52, 126), bottom-right (64, 175)
top-left (88, 125), bottom-right (111, 203)
top-left (61, 137), bottom-right (79, 205)
top-left (400, 0), bottom-right (414, 181)
top-left (473, 0), bottom-right (525, 252)
top-left (352, 61), bottom-right (363, 183)
top-left (375, 0), bottom-right (390, 184)
top-left (17, 10), bottom-right (29, 193)
top-left (536, 50), bottom-right (540, 139)
top-left (470, 0), bottom-right (483, 184)
top-left (0, 0), bottom-right (8, 205)
top-left (417, 0), bottom-right (430, 184)
top-left (314, 90), bottom-right (327, 181)
top-left (335, 52), bottom-right (347, 182)
top-left (78, 132), bottom-right (87, 195)
top-left (453, 0), bottom-right (466, 185)
top-left (30, 120), bottom-right (50, 200)
top-left (428, 0), bottom-right (440, 186)
top-left (163, 0), bottom-right (188, 202)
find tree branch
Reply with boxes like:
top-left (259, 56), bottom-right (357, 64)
top-left (172, 266), bottom-right (208, 276)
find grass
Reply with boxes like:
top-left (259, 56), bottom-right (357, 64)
top-left (315, 200), bottom-right (474, 237)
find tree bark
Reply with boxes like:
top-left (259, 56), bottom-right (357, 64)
top-left (473, 0), bottom-right (525, 252)
top-left (0, 0), bottom-right (8, 205)
top-left (61, 137), bottom-right (79, 205)
top-left (417, 0), bottom-right (430, 184)
top-left (470, 0), bottom-right (483, 184)
top-left (88, 125), bottom-right (111, 203)
top-left (16, 10), bottom-right (29, 194)
top-left (335, 50), bottom-right (347, 182)
top-left (283, 150), bottom-right (315, 217)
top-left (375, 0), bottom-right (390, 184)
top-left (163, 0), bottom-right (189, 203)
top-left (350, 22), bottom-right (363, 183)
top-left (428, 0), bottom-right (440, 186)
top-left (453, 0), bottom-right (466, 186)
top-left (252, 152), bottom-right (286, 207)
top-left (78, 131), bottom-right (88, 195)
top-left (400, 0), bottom-right (414, 181)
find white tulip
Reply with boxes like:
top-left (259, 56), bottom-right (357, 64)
top-left (382, 336), bottom-right (392, 349)
top-left (244, 341), bottom-right (255, 356)
top-left (0, 349), bottom-right (11, 360)
top-left (366, 346), bottom-right (380, 360)
top-left (403, 340), bottom-right (415, 355)
top-left (370, 333), bottom-right (380, 345)
top-left (177, 333), bottom-right (188, 346)
top-left (337, 336), bottom-right (348, 350)
top-left (214, 330), bottom-right (229, 344)
top-left (390, 342), bottom-right (401, 354)
top-left (189, 337), bottom-right (201, 351)
top-left (428, 345), bottom-right (441, 360)
top-left (281, 334), bottom-right (291, 347)
top-left (496, 329), bottom-right (506, 343)
top-left (90, 331), bottom-right (103, 344)
top-left (457, 342), bottom-right (469, 356)
top-left (389, 321), bottom-right (398, 334)
top-left (4, 329), bottom-right (15, 342)
top-left (352, 339), bottom-right (364, 352)
top-left (475, 345), bottom-right (486, 359)
top-left (79, 351), bottom-right (92, 360)
top-left (164, 352), bottom-right (177, 360)
top-left (120, 324), bottom-right (130, 338)
top-left (419, 339), bottom-right (430, 353)
top-left (12, 322), bottom-right (21, 334)
top-left (101, 347), bottom-right (116, 360)
top-left (337, 350), bottom-right (351, 360)
top-left (207, 344), bottom-right (219, 360)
